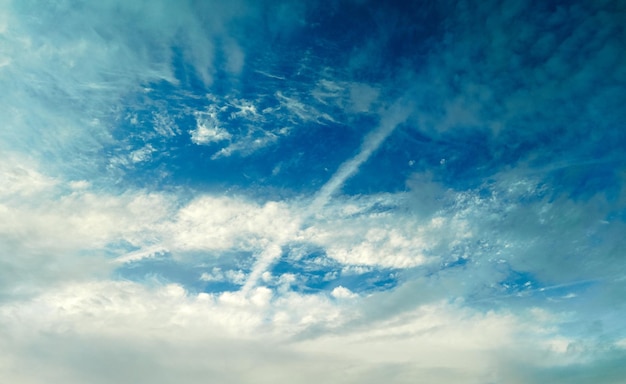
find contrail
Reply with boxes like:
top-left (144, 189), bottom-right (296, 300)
top-left (306, 103), bottom-right (412, 217)
top-left (241, 102), bottom-right (412, 295)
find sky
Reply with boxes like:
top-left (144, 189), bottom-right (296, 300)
top-left (1, 0), bottom-right (626, 382)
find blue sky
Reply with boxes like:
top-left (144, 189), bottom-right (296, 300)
top-left (1, 0), bottom-right (626, 382)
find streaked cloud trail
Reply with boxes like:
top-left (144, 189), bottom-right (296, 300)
top-left (242, 102), bottom-right (412, 294)
top-left (306, 102), bottom-right (413, 217)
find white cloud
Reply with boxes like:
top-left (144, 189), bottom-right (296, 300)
top-left (0, 280), bottom-right (345, 340)
top-left (200, 268), bottom-right (246, 285)
top-left (0, 279), bottom-right (598, 384)
top-left (275, 91), bottom-right (336, 124)
top-left (152, 111), bottom-right (180, 137)
top-left (114, 246), bottom-right (169, 264)
top-left (211, 129), bottom-right (280, 159)
top-left (0, 162), bottom-right (175, 298)
top-left (190, 108), bottom-right (231, 144)
top-left (243, 102), bottom-right (413, 289)
top-left (188, 96), bottom-right (297, 158)
top-left (129, 144), bottom-right (155, 163)
top-left (167, 196), bottom-right (299, 252)
top-left (301, 216), bottom-right (428, 268)
top-left (296, 192), bottom-right (469, 268)
top-left (331, 286), bottom-right (357, 299)
top-left (0, 131), bottom-right (621, 384)
top-left (0, 178), bottom-right (463, 290)
top-left (190, 123), bottom-right (232, 144)
top-left (309, 79), bottom-right (381, 114)
top-left (3, 156), bottom-right (619, 309)
top-left (0, 5), bottom-right (7, 35)
top-left (223, 37), bottom-right (245, 75)
top-left (68, 180), bottom-right (91, 190)
top-left (230, 98), bottom-right (260, 119)
top-left (0, 154), bottom-right (57, 199)
top-left (0, 0), bottom-right (262, 179)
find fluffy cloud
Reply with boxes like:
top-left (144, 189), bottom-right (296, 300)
top-left (2, 279), bottom-right (621, 384)
top-left (167, 196), bottom-right (299, 252)
top-left (0, 159), bottom-right (174, 300)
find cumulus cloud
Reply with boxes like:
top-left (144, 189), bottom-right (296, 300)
top-left (331, 285), bottom-right (357, 299)
top-left (0, 159), bottom-right (174, 300)
top-left (167, 196), bottom-right (298, 252)
top-left (2, 279), bottom-right (620, 384)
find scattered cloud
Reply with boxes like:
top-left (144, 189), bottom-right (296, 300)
top-left (190, 108), bottom-right (232, 145)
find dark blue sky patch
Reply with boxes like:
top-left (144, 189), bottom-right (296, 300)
top-left (270, 247), bottom-right (339, 293)
top-left (277, 268), bottom-right (399, 296)
top-left (94, 0), bottom-right (626, 202)
top-left (547, 163), bottom-right (621, 202)
top-left (338, 269), bottom-right (399, 293)
top-left (268, 245), bottom-right (400, 295)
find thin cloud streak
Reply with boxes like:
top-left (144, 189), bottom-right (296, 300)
top-left (242, 102), bottom-right (412, 293)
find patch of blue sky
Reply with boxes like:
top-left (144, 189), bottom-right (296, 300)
top-left (269, 248), bottom-right (399, 295)
top-left (441, 255), bottom-right (470, 269)
top-left (114, 250), bottom-right (253, 294)
top-left (606, 207), bottom-right (626, 223)
top-left (547, 163), bottom-right (622, 202)
top-left (111, 119), bottom-right (369, 199)
top-left (337, 269), bottom-right (399, 293)
top-left (341, 118), bottom-right (564, 197)
top-left (100, 50), bottom-right (390, 198)
top-left (117, 121), bottom-right (364, 197)
top-left (465, 273), bottom-right (581, 310)
top-left (114, 243), bottom-right (399, 296)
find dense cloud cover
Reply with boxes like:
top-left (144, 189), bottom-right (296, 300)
top-left (1, 0), bottom-right (625, 382)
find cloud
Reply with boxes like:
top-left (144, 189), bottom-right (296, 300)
top-left (0, 160), bottom-right (174, 300)
top-left (0, 153), bottom-right (57, 199)
top-left (190, 108), bottom-right (232, 145)
top-left (1, 0), bottom-right (625, 382)
top-left (0, 0), bottom-right (266, 179)
top-left (200, 268), bottom-right (246, 284)
top-left (2, 146), bottom-right (623, 382)
top-left (2, 279), bottom-right (618, 384)
top-left (307, 101), bottom-right (412, 214)
top-left (295, 191), bottom-right (468, 269)
top-left (166, 196), bottom-right (298, 253)
top-left (349, 83), bottom-right (380, 112)
top-left (401, 0), bottom-right (626, 160)
top-left (242, 101), bottom-right (413, 291)
top-left (331, 286), bottom-right (357, 299)
top-left (187, 92), bottom-right (328, 159)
